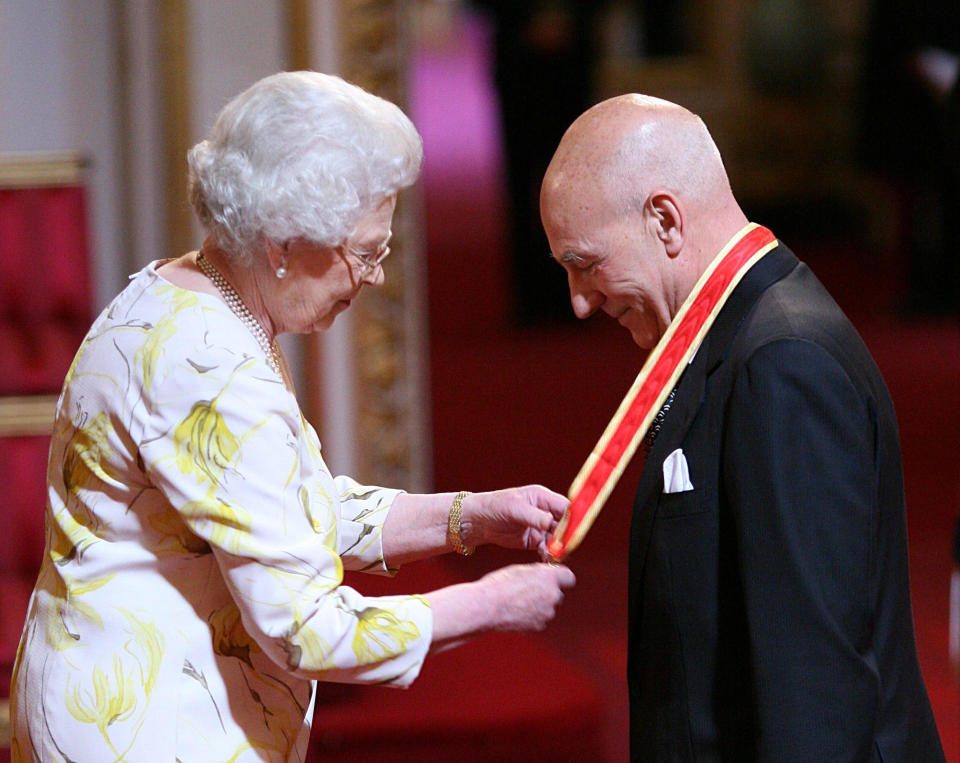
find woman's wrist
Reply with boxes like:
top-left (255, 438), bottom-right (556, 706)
top-left (384, 491), bottom-right (486, 566)
top-left (447, 490), bottom-right (476, 555)
top-left (425, 579), bottom-right (494, 651)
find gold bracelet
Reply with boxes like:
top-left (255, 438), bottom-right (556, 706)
top-left (447, 491), bottom-right (475, 556)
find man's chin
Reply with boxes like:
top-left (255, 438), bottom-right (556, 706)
top-left (625, 324), bottom-right (657, 351)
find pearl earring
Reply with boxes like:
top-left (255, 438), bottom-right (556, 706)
top-left (276, 258), bottom-right (288, 279)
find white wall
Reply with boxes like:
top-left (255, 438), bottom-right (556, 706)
top-left (122, 2), bottom-right (165, 285)
top-left (190, 0), bottom-right (287, 139)
top-left (0, 0), bottom-right (124, 308)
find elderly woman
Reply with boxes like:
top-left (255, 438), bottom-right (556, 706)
top-left (10, 71), bottom-right (574, 761)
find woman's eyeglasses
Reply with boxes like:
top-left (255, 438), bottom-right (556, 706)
top-left (345, 240), bottom-right (391, 274)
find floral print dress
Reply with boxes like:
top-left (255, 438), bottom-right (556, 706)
top-left (10, 261), bottom-right (432, 762)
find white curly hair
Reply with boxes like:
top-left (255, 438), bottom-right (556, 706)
top-left (187, 71), bottom-right (423, 259)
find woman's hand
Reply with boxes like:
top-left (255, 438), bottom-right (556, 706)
top-left (460, 485), bottom-right (568, 559)
top-left (383, 485), bottom-right (569, 566)
top-left (426, 562), bottom-right (576, 651)
top-left (477, 563), bottom-right (576, 632)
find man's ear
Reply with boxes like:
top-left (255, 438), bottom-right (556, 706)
top-left (647, 192), bottom-right (683, 257)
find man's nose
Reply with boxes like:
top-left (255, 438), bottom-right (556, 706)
top-left (568, 279), bottom-right (603, 319)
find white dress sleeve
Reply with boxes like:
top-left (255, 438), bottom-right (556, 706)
top-left (139, 327), bottom-right (432, 688)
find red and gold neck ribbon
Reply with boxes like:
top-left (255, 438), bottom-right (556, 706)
top-left (547, 223), bottom-right (778, 561)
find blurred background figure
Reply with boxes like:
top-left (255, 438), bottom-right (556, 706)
top-left (859, 0), bottom-right (960, 315)
top-left (472, 0), bottom-right (603, 325)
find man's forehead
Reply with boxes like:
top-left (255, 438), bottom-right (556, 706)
top-left (544, 163), bottom-right (606, 210)
top-left (544, 180), bottom-right (618, 239)
top-left (546, 219), bottom-right (603, 260)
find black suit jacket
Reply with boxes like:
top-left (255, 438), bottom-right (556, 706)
top-left (628, 244), bottom-right (944, 761)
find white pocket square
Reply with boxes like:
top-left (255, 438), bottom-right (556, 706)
top-left (662, 448), bottom-right (694, 493)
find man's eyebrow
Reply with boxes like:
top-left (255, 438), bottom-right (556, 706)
top-left (558, 250), bottom-right (588, 265)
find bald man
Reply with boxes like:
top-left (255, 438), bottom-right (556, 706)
top-left (541, 96), bottom-right (944, 761)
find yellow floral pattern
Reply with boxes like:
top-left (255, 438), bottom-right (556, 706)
top-left (64, 655), bottom-right (137, 745)
top-left (62, 411), bottom-right (117, 493)
top-left (209, 603), bottom-right (261, 666)
top-left (10, 262), bottom-right (432, 762)
top-left (173, 395), bottom-right (240, 487)
top-left (352, 606), bottom-right (422, 665)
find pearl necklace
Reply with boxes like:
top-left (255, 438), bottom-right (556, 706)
top-left (196, 251), bottom-right (282, 377)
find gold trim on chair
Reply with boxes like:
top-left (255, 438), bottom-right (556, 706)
top-left (0, 151), bottom-right (88, 189)
top-left (0, 395), bottom-right (57, 437)
top-left (0, 697), bottom-right (10, 751)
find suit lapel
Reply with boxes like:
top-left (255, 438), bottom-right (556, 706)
top-left (628, 244), bottom-right (800, 624)
top-left (631, 336), bottom-right (711, 514)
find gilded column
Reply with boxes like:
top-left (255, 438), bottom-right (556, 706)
top-left (339, 0), bottom-right (432, 491)
top-left (298, 0), bottom-right (432, 491)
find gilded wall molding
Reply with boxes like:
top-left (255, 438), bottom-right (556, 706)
top-left (158, 0), bottom-right (193, 259)
top-left (338, 0), bottom-right (431, 490)
top-left (0, 699), bottom-right (8, 755)
top-left (0, 395), bottom-right (57, 437)
top-left (286, 0), bottom-right (312, 71)
top-left (0, 152), bottom-right (88, 189)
